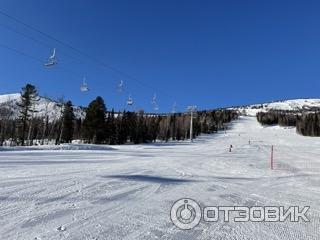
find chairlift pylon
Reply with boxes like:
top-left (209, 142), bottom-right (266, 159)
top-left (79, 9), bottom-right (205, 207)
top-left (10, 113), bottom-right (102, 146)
top-left (44, 48), bottom-right (57, 67)
top-left (151, 93), bottom-right (159, 111)
top-left (151, 93), bottom-right (157, 105)
top-left (172, 102), bottom-right (177, 113)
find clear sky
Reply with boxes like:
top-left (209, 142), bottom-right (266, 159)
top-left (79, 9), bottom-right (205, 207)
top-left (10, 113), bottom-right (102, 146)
top-left (0, 0), bottom-right (319, 112)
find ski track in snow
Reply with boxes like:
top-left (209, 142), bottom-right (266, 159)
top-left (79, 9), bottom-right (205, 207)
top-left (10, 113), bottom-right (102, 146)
top-left (0, 116), bottom-right (319, 239)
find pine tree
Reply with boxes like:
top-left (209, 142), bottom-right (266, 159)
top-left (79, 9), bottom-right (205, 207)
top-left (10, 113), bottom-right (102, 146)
top-left (16, 84), bottom-right (39, 146)
top-left (106, 109), bottom-right (117, 144)
top-left (61, 101), bottom-right (75, 143)
top-left (83, 96), bottom-right (107, 144)
top-left (116, 111), bottom-right (127, 144)
top-left (0, 98), bottom-right (14, 146)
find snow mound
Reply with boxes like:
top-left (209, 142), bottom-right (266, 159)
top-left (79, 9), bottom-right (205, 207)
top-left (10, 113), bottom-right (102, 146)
top-left (0, 143), bottom-right (116, 151)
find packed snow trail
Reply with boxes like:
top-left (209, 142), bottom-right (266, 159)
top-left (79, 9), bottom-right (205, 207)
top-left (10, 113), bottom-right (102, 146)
top-left (0, 117), bottom-right (319, 239)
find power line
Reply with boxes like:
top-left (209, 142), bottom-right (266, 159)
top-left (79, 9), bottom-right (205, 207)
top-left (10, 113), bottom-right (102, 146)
top-left (0, 9), bottom-right (176, 102)
top-left (0, 23), bottom-right (93, 67)
top-left (0, 43), bottom-right (43, 64)
top-left (0, 24), bottom-right (133, 105)
top-left (0, 42), bottom-right (145, 111)
top-left (0, 43), bottom-right (83, 80)
top-left (0, 23), bottom-right (52, 49)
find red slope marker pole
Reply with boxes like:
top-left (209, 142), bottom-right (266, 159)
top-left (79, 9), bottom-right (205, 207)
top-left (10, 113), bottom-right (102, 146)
top-left (270, 145), bottom-right (274, 170)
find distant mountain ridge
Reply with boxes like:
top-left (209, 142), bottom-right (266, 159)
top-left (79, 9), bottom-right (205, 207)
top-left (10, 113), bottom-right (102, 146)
top-left (0, 93), bottom-right (85, 121)
top-left (1, 93), bottom-right (320, 119)
top-left (234, 99), bottom-right (320, 116)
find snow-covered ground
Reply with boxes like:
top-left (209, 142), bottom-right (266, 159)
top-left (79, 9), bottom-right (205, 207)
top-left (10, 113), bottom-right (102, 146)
top-left (0, 116), bottom-right (319, 240)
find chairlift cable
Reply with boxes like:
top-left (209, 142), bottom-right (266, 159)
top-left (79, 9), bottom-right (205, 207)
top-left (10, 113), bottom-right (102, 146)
top-left (0, 9), bottom-right (176, 101)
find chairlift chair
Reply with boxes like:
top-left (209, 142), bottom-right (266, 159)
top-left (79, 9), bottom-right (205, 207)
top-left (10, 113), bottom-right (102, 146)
top-left (127, 95), bottom-right (133, 106)
top-left (80, 77), bottom-right (89, 92)
top-left (44, 48), bottom-right (57, 67)
top-left (117, 80), bottom-right (124, 92)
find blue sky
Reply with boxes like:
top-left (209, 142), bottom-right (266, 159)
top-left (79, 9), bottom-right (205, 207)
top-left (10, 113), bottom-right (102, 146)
top-left (0, 0), bottom-right (319, 112)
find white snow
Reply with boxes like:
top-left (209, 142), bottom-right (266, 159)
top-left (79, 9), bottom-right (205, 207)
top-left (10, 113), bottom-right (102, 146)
top-left (234, 99), bottom-right (320, 116)
top-left (0, 93), bottom-right (85, 121)
top-left (2, 93), bottom-right (320, 120)
top-left (0, 143), bottom-right (115, 152)
top-left (266, 98), bottom-right (320, 111)
top-left (0, 93), bottom-right (20, 103)
top-left (0, 116), bottom-right (319, 239)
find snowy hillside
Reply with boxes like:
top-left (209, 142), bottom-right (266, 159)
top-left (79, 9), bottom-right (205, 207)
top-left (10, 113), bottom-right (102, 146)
top-left (0, 93), bottom-right (85, 121)
top-left (235, 98), bottom-right (320, 116)
top-left (1, 93), bottom-right (320, 120)
top-left (0, 116), bottom-right (319, 239)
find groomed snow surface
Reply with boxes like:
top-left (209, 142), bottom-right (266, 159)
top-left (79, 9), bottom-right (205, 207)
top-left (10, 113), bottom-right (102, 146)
top-left (0, 117), bottom-right (319, 240)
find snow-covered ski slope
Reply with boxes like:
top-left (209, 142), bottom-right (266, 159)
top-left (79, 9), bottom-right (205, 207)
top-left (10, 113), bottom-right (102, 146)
top-left (0, 116), bottom-right (319, 240)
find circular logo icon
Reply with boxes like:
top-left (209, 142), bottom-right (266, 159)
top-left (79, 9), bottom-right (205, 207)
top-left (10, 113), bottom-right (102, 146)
top-left (170, 198), bottom-right (202, 230)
